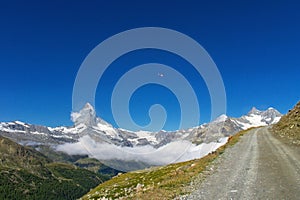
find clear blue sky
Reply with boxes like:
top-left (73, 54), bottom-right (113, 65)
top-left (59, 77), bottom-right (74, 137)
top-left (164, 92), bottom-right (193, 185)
top-left (1, 0), bottom-right (299, 130)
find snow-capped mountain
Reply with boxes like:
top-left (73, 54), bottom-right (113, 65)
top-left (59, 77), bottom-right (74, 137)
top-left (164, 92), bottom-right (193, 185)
top-left (0, 120), bottom-right (78, 146)
top-left (0, 104), bottom-right (282, 148)
top-left (230, 107), bottom-right (282, 130)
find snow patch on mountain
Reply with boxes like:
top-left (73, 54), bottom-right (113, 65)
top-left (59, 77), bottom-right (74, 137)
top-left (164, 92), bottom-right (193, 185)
top-left (49, 123), bottom-right (87, 134)
top-left (213, 114), bottom-right (228, 123)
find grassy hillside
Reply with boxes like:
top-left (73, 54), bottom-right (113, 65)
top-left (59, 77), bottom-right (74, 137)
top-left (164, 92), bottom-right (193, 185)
top-left (36, 145), bottom-right (121, 177)
top-left (81, 128), bottom-right (253, 200)
top-left (272, 101), bottom-right (300, 145)
top-left (0, 135), bottom-right (108, 200)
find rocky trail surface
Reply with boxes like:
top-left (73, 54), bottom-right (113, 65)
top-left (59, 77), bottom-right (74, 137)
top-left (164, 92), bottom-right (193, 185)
top-left (184, 127), bottom-right (300, 200)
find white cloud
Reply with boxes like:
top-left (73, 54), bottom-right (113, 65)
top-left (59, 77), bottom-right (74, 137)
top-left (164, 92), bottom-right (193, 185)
top-left (56, 135), bottom-right (228, 170)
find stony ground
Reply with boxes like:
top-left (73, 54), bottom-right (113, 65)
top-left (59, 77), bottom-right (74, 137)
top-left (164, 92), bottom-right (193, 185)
top-left (180, 127), bottom-right (300, 200)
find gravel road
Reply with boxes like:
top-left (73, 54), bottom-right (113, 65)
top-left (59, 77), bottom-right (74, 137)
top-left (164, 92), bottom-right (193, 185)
top-left (184, 127), bottom-right (300, 200)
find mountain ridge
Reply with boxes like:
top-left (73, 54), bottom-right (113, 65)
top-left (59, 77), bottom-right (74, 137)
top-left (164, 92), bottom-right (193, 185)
top-left (0, 103), bottom-right (282, 147)
top-left (0, 104), bottom-right (282, 171)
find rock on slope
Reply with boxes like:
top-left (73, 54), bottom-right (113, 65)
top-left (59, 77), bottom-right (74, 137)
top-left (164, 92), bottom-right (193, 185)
top-left (272, 101), bottom-right (300, 145)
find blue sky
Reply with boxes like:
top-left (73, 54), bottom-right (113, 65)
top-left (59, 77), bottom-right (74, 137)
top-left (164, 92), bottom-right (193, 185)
top-left (1, 0), bottom-right (299, 130)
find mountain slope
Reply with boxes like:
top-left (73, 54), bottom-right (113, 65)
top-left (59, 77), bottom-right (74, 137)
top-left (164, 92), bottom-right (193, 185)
top-left (80, 129), bottom-right (251, 200)
top-left (272, 101), bottom-right (300, 145)
top-left (0, 135), bottom-right (107, 200)
top-left (33, 145), bottom-right (122, 177)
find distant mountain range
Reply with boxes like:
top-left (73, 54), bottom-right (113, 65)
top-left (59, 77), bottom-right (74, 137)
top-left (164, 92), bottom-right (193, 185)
top-left (0, 103), bottom-right (282, 148)
top-left (0, 103), bottom-right (282, 171)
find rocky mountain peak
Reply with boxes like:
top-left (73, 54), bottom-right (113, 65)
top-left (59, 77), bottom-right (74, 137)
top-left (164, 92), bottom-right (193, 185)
top-left (71, 103), bottom-right (97, 127)
top-left (83, 102), bottom-right (95, 111)
top-left (248, 107), bottom-right (262, 115)
top-left (263, 107), bottom-right (282, 117)
top-left (213, 114), bottom-right (228, 123)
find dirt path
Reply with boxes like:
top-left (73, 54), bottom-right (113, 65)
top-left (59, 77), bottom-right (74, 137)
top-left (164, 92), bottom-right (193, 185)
top-left (184, 127), bottom-right (300, 200)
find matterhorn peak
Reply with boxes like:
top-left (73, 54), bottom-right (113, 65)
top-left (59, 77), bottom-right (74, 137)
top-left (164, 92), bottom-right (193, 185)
top-left (71, 103), bottom-right (97, 126)
top-left (83, 102), bottom-right (95, 111)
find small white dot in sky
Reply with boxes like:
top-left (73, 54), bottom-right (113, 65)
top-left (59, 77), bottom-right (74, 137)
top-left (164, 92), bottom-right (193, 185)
top-left (158, 72), bottom-right (164, 77)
